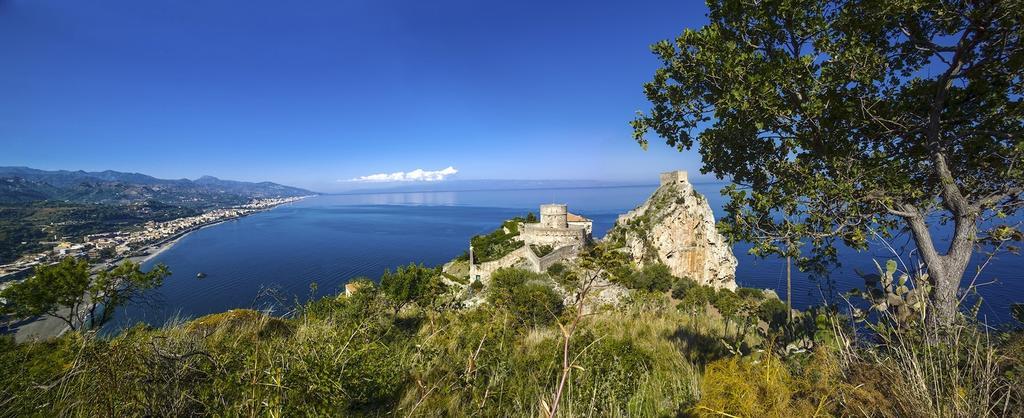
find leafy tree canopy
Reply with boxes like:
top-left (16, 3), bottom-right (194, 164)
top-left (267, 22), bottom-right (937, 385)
top-left (2, 258), bottom-right (170, 330)
top-left (633, 0), bottom-right (1023, 326)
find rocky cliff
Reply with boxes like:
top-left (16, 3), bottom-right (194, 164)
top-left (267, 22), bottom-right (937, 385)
top-left (606, 171), bottom-right (737, 290)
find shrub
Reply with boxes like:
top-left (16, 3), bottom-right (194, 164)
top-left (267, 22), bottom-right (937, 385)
top-left (635, 263), bottom-right (675, 292)
top-left (695, 355), bottom-right (815, 417)
top-left (677, 285), bottom-right (714, 314)
top-left (546, 262), bottom-right (577, 288)
top-left (468, 213), bottom-right (536, 263)
top-left (709, 289), bottom-right (741, 320)
top-left (736, 287), bottom-right (765, 301)
top-left (610, 262), bottom-right (675, 293)
top-left (380, 264), bottom-right (446, 313)
top-left (572, 332), bottom-right (654, 413)
top-left (757, 298), bottom-right (789, 328)
top-left (546, 262), bottom-right (566, 277)
top-left (671, 276), bottom-right (696, 299)
top-left (530, 244), bottom-right (554, 257)
top-left (487, 268), bottom-right (564, 326)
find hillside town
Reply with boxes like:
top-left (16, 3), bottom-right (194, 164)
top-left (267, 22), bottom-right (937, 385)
top-left (0, 196), bottom-right (307, 281)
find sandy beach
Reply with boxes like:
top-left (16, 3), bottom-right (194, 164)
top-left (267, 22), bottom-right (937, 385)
top-left (2, 198), bottom-right (311, 342)
top-left (125, 230), bottom-right (192, 265)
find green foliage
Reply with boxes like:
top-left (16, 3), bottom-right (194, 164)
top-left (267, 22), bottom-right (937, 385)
top-left (1, 258), bottom-right (169, 330)
top-left (1, 278), bottom-right (1020, 416)
top-left (546, 262), bottom-right (576, 288)
top-left (465, 214), bottom-right (538, 263)
top-left (1013, 304), bottom-right (1024, 325)
top-left (632, 263), bottom-right (676, 293)
top-left (441, 271), bottom-right (467, 285)
top-left (736, 287), bottom-right (765, 301)
top-left (633, 0), bottom-right (1024, 326)
top-left (380, 263), bottom-right (446, 313)
top-left (570, 331), bottom-right (654, 412)
top-left (850, 259), bottom-right (930, 325)
top-left (1, 257), bottom-right (91, 320)
top-left (671, 276), bottom-right (696, 299)
top-left (758, 297), bottom-right (789, 328)
top-left (709, 288), bottom-right (741, 320)
top-left (530, 244), bottom-right (553, 257)
top-left (696, 355), bottom-right (812, 417)
top-left (487, 268), bottom-right (564, 326)
top-left (0, 334), bottom-right (81, 415)
top-left (546, 261), bottom-right (566, 277)
top-left (590, 250), bottom-right (674, 293)
top-left (677, 284), bottom-right (714, 314)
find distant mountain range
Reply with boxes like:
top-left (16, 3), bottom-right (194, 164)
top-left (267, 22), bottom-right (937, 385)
top-left (0, 167), bottom-right (315, 206)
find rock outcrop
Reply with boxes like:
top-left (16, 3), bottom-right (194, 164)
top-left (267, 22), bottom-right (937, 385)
top-left (606, 171), bottom-right (737, 290)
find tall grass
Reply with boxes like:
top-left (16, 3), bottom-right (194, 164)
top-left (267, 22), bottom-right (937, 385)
top-left (836, 314), bottom-right (1018, 417)
top-left (1, 274), bottom-right (1020, 416)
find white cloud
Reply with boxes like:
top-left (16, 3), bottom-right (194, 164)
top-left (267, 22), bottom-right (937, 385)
top-left (346, 166), bottom-right (458, 182)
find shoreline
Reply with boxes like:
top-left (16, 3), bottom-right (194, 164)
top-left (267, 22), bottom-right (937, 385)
top-left (121, 196), bottom-right (311, 266)
top-left (2, 197), bottom-right (310, 342)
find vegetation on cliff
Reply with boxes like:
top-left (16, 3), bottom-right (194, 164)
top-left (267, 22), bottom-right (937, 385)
top-left (457, 212), bottom-right (537, 263)
top-left (1, 245), bottom-right (1021, 416)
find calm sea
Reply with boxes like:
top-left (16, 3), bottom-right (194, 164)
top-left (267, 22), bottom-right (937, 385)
top-left (108, 184), bottom-right (1023, 331)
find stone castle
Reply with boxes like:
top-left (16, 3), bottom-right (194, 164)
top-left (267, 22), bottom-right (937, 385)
top-left (460, 170), bottom-right (737, 290)
top-left (469, 203), bottom-right (592, 282)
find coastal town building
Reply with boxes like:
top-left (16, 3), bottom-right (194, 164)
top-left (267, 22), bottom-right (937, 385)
top-left (0, 196), bottom-right (307, 280)
top-left (468, 203), bottom-right (592, 283)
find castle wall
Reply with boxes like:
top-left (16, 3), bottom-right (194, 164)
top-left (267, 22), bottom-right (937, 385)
top-left (469, 203), bottom-right (592, 283)
top-left (469, 245), bottom-right (530, 284)
top-left (532, 244), bottom-right (579, 271)
top-left (659, 170), bottom-right (688, 186)
top-left (567, 220), bottom-right (592, 237)
top-left (521, 224), bottom-right (586, 248)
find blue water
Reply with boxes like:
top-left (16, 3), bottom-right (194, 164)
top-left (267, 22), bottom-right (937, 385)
top-left (108, 184), bottom-right (1024, 331)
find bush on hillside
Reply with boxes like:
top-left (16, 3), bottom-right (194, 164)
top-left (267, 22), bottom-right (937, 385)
top-left (633, 263), bottom-right (676, 292)
top-left (608, 261), bottom-right (676, 293)
top-left (757, 298), bottom-right (789, 328)
top-left (677, 285), bottom-right (714, 314)
top-left (487, 268), bottom-right (563, 326)
top-left (671, 276), bottom-right (697, 299)
top-left (455, 213), bottom-right (538, 263)
top-left (380, 263), bottom-right (447, 314)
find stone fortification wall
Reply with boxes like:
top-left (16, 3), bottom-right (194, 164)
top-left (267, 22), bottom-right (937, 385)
top-left (521, 224), bottom-right (587, 247)
top-left (469, 246), bottom-right (530, 283)
top-left (530, 244), bottom-right (578, 271)
top-left (659, 170), bottom-right (688, 186)
top-left (468, 203), bottom-right (591, 282)
top-left (567, 220), bottom-right (592, 236)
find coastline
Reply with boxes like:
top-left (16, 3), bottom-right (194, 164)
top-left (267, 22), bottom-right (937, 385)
top-left (2, 196), bottom-right (310, 342)
top-left (123, 196), bottom-right (311, 266)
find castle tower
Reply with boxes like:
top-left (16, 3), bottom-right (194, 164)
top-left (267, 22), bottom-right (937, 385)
top-left (539, 204), bottom-right (568, 229)
top-left (659, 170), bottom-right (688, 186)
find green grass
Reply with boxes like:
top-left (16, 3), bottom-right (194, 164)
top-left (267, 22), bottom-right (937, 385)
top-left (1, 267), bottom-right (1021, 417)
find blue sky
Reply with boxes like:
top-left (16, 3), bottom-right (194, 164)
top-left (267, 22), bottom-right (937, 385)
top-left (0, 0), bottom-right (709, 191)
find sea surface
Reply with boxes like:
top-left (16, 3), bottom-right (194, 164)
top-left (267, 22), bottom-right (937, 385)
top-left (108, 184), bottom-right (1023, 331)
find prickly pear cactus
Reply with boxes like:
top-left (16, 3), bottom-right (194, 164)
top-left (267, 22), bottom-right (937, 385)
top-left (851, 259), bottom-right (931, 324)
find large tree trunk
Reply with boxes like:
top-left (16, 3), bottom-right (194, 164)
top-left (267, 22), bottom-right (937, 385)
top-left (904, 210), bottom-right (977, 327)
